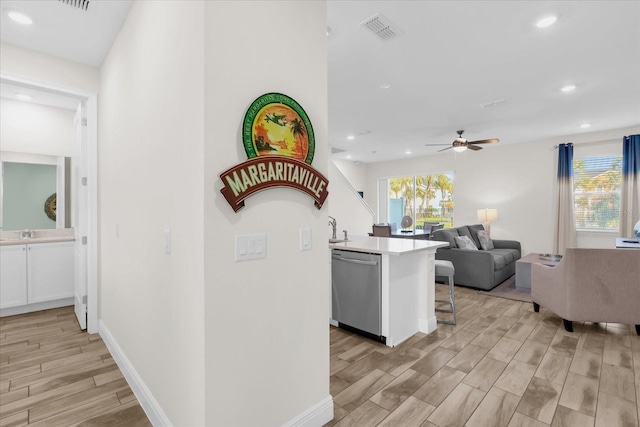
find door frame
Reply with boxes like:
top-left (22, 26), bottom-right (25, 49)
top-left (1, 73), bottom-right (99, 333)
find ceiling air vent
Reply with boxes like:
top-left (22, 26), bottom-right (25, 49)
top-left (360, 14), bottom-right (401, 41)
top-left (58, 0), bottom-right (90, 11)
top-left (479, 98), bottom-right (509, 109)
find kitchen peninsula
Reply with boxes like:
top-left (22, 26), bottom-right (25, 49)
top-left (329, 236), bottom-right (448, 347)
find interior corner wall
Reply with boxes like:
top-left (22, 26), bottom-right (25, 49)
top-left (0, 42), bottom-right (99, 93)
top-left (332, 158), bottom-right (367, 194)
top-left (98, 2), bottom-right (205, 426)
top-left (364, 126), bottom-right (640, 254)
top-left (203, 2), bottom-right (330, 426)
top-left (328, 163), bottom-right (376, 238)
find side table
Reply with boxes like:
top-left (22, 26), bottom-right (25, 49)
top-left (515, 253), bottom-right (562, 291)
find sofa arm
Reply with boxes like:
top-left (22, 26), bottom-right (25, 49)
top-left (531, 261), bottom-right (567, 319)
top-left (493, 239), bottom-right (521, 256)
top-left (435, 248), bottom-right (496, 289)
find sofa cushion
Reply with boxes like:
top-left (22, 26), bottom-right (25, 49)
top-left (467, 224), bottom-right (486, 248)
top-left (476, 230), bottom-right (494, 250)
top-left (492, 253), bottom-right (507, 270)
top-left (455, 235), bottom-right (479, 250)
top-left (490, 249), bottom-right (519, 270)
top-left (456, 226), bottom-right (474, 243)
top-left (433, 228), bottom-right (459, 248)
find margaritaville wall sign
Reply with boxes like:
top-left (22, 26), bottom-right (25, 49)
top-left (220, 93), bottom-right (329, 212)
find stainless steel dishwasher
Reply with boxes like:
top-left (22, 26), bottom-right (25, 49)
top-left (331, 249), bottom-right (384, 343)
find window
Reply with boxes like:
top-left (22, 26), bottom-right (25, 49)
top-left (574, 155), bottom-right (622, 231)
top-left (387, 173), bottom-right (454, 230)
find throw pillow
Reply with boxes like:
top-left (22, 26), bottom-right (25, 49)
top-left (454, 235), bottom-right (478, 250)
top-left (476, 230), bottom-right (494, 250)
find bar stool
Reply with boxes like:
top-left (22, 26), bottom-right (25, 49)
top-left (434, 260), bottom-right (456, 325)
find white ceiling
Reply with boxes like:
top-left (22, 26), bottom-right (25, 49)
top-left (328, 1), bottom-right (640, 163)
top-left (0, 0), bottom-right (132, 67)
top-left (1, 1), bottom-right (639, 162)
top-left (0, 0), bottom-right (132, 110)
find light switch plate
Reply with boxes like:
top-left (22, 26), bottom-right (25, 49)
top-left (164, 229), bottom-right (171, 254)
top-left (300, 228), bottom-right (312, 251)
top-left (235, 234), bottom-right (266, 261)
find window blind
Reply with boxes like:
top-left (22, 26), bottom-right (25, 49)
top-left (573, 155), bottom-right (622, 230)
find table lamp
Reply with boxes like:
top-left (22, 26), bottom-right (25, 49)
top-left (477, 208), bottom-right (498, 237)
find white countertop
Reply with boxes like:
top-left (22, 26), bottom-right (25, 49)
top-left (0, 228), bottom-right (75, 246)
top-left (329, 235), bottom-right (448, 255)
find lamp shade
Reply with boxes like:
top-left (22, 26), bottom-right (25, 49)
top-left (477, 208), bottom-right (498, 223)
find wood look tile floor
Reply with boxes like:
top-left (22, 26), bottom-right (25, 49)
top-left (0, 306), bottom-right (151, 426)
top-left (326, 283), bottom-right (640, 427)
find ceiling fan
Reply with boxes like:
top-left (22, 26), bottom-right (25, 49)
top-left (426, 130), bottom-right (499, 153)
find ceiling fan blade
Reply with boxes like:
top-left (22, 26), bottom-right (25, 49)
top-left (437, 146), bottom-right (453, 152)
top-left (468, 138), bottom-right (499, 145)
top-left (467, 144), bottom-right (482, 151)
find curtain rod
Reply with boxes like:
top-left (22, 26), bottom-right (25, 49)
top-left (553, 138), bottom-right (620, 149)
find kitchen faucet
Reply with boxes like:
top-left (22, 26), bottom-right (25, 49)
top-left (328, 216), bottom-right (337, 239)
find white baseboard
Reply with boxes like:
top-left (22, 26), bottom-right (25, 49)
top-left (99, 320), bottom-right (172, 426)
top-left (100, 320), bottom-right (334, 427)
top-left (282, 395), bottom-right (334, 427)
top-left (419, 316), bottom-right (438, 334)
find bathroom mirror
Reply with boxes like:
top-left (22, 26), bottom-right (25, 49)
top-left (0, 152), bottom-right (70, 231)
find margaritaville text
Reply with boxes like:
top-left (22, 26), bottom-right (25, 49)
top-left (220, 157), bottom-right (328, 212)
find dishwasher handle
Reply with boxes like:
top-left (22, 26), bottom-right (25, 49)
top-left (332, 254), bottom-right (379, 266)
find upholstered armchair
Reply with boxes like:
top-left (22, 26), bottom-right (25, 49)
top-left (531, 248), bottom-right (640, 334)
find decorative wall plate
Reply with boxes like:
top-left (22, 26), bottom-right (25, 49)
top-left (242, 93), bottom-right (315, 164)
top-left (44, 193), bottom-right (57, 221)
top-left (220, 92), bottom-right (328, 212)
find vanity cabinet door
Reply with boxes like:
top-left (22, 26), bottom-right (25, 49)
top-left (0, 245), bottom-right (28, 309)
top-left (27, 242), bottom-right (75, 304)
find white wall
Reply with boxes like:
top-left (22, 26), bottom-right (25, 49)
top-left (203, 2), bottom-right (330, 425)
top-left (364, 126), bottom-right (640, 254)
top-left (328, 162), bottom-right (376, 238)
top-left (99, 2), bottom-right (205, 426)
top-left (0, 98), bottom-right (74, 157)
top-left (0, 43), bottom-right (99, 93)
top-left (332, 158), bottom-right (367, 195)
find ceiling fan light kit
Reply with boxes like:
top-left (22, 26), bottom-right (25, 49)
top-left (427, 130), bottom-right (500, 153)
top-left (453, 143), bottom-right (467, 152)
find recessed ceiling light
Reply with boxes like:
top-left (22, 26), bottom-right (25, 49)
top-left (405, 150), bottom-right (411, 155)
top-left (536, 16), bottom-right (557, 28)
top-left (580, 123), bottom-right (591, 129)
top-left (7, 10), bottom-right (33, 25)
top-left (15, 93), bottom-right (33, 101)
top-left (560, 84), bottom-right (576, 92)
top-left (346, 155), bottom-right (352, 159)
top-left (347, 135), bottom-right (355, 141)
top-left (379, 83), bottom-right (391, 89)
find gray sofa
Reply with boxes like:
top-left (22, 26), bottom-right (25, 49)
top-left (431, 224), bottom-right (521, 291)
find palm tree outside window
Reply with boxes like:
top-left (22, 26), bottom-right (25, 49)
top-left (387, 173), bottom-right (454, 230)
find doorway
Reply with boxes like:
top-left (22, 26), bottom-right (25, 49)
top-left (0, 73), bottom-right (99, 333)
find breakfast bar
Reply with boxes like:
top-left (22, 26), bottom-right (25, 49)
top-left (329, 236), bottom-right (448, 347)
